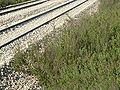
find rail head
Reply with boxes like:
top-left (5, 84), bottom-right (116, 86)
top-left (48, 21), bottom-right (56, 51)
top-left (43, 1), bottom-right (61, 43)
top-left (0, 0), bottom-right (48, 11)
top-left (0, 0), bottom-right (48, 16)
top-left (0, 0), bottom-right (88, 49)
top-left (0, 0), bottom-right (75, 33)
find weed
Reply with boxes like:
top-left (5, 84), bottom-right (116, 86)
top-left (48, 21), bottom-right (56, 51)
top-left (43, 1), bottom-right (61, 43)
top-left (12, 0), bottom-right (120, 89)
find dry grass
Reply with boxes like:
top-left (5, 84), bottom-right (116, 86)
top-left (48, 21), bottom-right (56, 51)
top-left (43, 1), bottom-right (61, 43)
top-left (12, 0), bottom-right (120, 89)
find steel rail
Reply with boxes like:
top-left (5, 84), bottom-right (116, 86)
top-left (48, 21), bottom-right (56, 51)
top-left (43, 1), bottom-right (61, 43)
top-left (0, 0), bottom-right (47, 11)
top-left (0, 0), bottom-right (75, 33)
top-left (0, 0), bottom-right (48, 15)
top-left (0, 0), bottom-right (88, 49)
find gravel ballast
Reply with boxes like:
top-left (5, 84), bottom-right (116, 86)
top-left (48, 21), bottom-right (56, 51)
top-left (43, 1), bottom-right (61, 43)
top-left (0, 63), bottom-right (43, 90)
top-left (0, 0), bottom-right (99, 69)
top-left (0, 0), bottom-right (67, 28)
top-left (0, 0), bottom-right (100, 89)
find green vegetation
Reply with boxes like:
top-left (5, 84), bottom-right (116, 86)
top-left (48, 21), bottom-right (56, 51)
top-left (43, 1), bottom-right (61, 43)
top-left (12, 0), bottom-right (120, 90)
top-left (0, 0), bottom-right (30, 8)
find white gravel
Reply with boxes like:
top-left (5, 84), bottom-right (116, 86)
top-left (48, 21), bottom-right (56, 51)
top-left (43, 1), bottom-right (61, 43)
top-left (0, 0), bottom-right (99, 89)
top-left (0, 0), bottom-right (86, 46)
top-left (0, 0), bottom-right (99, 65)
top-left (0, 0), bottom-right (46, 12)
top-left (0, 0), bottom-right (67, 28)
top-left (0, 63), bottom-right (43, 90)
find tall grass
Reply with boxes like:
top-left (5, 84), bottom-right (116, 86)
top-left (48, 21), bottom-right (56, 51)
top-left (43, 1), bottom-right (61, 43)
top-left (0, 0), bottom-right (30, 7)
top-left (12, 0), bottom-right (120, 89)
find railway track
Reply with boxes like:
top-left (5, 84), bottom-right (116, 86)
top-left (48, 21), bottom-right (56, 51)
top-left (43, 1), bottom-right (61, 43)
top-left (0, 0), bottom-right (67, 29)
top-left (0, 0), bottom-right (48, 11)
top-left (0, 0), bottom-right (88, 49)
top-left (0, 0), bottom-right (48, 15)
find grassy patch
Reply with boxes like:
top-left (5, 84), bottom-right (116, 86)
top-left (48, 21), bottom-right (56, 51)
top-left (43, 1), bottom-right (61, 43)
top-left (12, 0), bottom-right (120, 89)
top-left (0, 0), bottom-right (30, 8)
